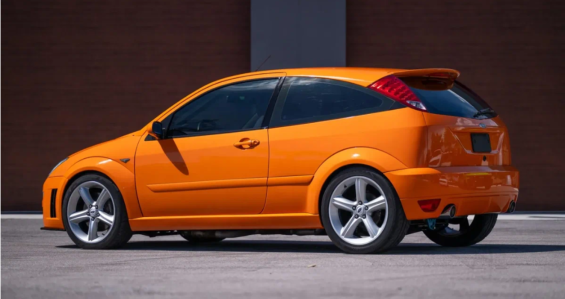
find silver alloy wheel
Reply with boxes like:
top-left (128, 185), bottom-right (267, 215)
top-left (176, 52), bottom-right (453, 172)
top-left (329, 176), bottom-right (388, 246)
top-left (66, 181), bottom-right (115, 243)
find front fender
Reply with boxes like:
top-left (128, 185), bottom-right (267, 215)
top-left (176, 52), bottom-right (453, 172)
top-left (58, 157), bottom-right (143, 221)
top-left (304, 147), bottom-right (407, 214)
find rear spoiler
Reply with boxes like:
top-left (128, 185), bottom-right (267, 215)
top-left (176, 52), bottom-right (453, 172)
top-left (389, 68), bottom-right (460, 90)
top-left (391, 68), bottom-right (460, 80)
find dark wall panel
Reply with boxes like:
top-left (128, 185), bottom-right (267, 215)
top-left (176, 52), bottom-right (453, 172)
top-left (251, 0), bottom-right (345, 70)
top-left (348, 0), bottom-right (565, 210)
top-left (2, 0), bottom-right (250, 210)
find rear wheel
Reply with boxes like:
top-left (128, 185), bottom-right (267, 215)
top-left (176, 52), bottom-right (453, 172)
top-left (62, 174), bottom-right (132, 249)
top-left (320, 167), bottom-right (409, 254)
top-left (423, 214), bottom-right (497, 247)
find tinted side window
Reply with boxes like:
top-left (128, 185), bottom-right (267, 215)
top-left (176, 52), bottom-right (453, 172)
top-left (270, 77), bottom-right (396, 127)
top-left (168, 79), bottom-right (279, 138)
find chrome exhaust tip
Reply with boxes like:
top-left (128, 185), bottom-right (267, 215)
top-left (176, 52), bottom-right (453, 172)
top-left (439, 204), bottom-right (456, 219)
top-left (506, 201), bottom-right (516, 213)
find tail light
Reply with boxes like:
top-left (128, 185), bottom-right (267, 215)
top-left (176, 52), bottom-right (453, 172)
top-left (368, 75), bottom-right (427, 111)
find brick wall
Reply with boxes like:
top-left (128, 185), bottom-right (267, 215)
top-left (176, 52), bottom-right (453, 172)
top-left (3, 0), bottom-right (564, 211)
top-left (348, 0), bottom-right (565, 210)
top-left (2, 0), bottom-right (250, 210)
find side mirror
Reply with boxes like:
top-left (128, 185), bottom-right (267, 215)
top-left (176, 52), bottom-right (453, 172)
top-left (151, 121), bottom-right (164, 139)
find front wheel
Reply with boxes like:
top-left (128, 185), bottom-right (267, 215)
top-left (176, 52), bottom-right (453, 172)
top-left (62, 174), bottom-right (132, 249)
top-left (423, 214), bottom-right (498, 247)
top-left (320, 167), bottom-right (409, 254)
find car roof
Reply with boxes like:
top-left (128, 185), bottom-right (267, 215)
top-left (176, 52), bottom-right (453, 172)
top-left (239, 67), bottom-right (404, 86)
top-left (222, 67), bottom-right (460, 87)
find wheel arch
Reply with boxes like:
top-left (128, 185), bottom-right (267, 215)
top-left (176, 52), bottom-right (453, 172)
top-left (63, 170), bottom-right (113, 196)
top-left (305, 147), bottom-right (407, 215)
top-left (58, 157), bottom-right (143, 221)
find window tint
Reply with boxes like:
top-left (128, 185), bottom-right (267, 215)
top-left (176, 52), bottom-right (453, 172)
top-left (167, 79), bottom-right (278, 138)
top-left (270, 77), bottom-right (396, 127)
top-left (406, 81), bottom-right (495, 119)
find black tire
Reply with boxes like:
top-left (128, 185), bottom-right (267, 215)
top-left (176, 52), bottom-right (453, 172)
top-left (62, 174), bottom-right (132, 249)
top-left (179, 231), bottom-right (225, 243)
top-left (423, 214), bottom-right (497, 247)
top-left (320, 167), bottom-right (409, 254)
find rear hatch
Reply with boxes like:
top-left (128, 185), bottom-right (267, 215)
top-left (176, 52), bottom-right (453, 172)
top-left (370, 69), bottom-right (511, 167)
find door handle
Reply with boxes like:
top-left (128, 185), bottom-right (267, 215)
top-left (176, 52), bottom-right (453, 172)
top-left (233, 138), bottom-right (260, 149)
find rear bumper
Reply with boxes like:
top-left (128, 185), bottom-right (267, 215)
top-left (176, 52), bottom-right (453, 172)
top-left (385, 166), bottom-right (519, 220)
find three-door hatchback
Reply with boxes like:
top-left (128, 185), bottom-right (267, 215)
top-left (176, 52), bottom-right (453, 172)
top-left (43, 68), bottom-right (519, 254)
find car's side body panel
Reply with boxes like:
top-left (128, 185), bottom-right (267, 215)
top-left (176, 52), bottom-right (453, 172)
top-left (267, 107), bottom-right (426, 178)
top-left (304, 147), bottom-right (409, 214)
top-left (127, 147), bottom-right (411, 231)
top-left (263, 147), bottom-right (408, 215)
top-left (132, 72), bottom-right (284, 218)
top-left (134, 129), bottom-right (270, 217)
top-left (128, 213), bottom-right (323, 232)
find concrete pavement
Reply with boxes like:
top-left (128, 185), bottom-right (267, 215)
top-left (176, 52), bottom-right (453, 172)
top-left (2, 218), bottom-right (565, 298)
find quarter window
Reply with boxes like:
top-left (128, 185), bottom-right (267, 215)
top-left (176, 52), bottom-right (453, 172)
top-left (167, 79), bottom-right (279, 138)
top-left (270, 77), bottom-right (396, 127)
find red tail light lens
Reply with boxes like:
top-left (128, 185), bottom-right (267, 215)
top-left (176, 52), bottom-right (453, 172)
top-left (368, 75), bottom-right (427, 111)
top-left (418, 199), bottom-right (441, 212)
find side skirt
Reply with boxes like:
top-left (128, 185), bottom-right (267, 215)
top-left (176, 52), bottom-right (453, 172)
top-left (128, 213), bottom-right (323, 232)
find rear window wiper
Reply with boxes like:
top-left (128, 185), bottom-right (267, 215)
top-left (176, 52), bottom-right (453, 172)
top-left (473, 108), bottom-right (497, 119)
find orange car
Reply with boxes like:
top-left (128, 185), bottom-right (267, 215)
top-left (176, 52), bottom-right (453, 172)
top-left (42, 68), bottom-right (519, 254)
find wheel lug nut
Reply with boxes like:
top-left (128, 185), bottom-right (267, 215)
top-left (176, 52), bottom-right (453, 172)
top-left (354, 214), bottom-right (359, 219)
top-left (358, 201), bottom-right (363, 205)
top-left (362, 215), bottom-right (366, 219)
top-left (352, 206), bottom-right (357, 210)
top-left (365, 206), bottom-right (369, 210)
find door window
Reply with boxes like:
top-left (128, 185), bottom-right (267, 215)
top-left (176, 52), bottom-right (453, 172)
top-left (167, 78), bottom-right (279, 138)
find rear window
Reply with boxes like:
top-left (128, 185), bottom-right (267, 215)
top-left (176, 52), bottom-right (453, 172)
top-left (404, 80), bottom-right (495, 119)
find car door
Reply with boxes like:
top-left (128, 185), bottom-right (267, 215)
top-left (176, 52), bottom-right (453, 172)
top-left (135, 76), bottom-right (282, 217)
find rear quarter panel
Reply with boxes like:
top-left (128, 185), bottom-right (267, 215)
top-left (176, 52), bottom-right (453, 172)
top-left (268, 107), bottom-right (427, 178)
top-left (265, 108), bottom-right (427, 214)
